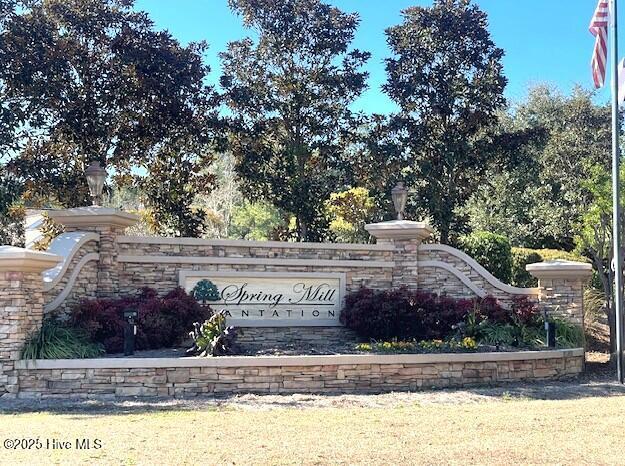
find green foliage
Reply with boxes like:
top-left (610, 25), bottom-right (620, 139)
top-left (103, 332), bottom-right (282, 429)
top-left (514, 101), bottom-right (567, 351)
top-left (186, 312), bottom-right (239, 357)
top-left (384, 0), bottom-right (510, 243)
top-left (510, 248), bottom-right (543, 287)
top-left (551, 318), bottom-right (584, 348)
top-left (192, 280), bottom-right (220, 303)
top-left (221, 0), bottom-right (370, 241)
top-left (141, 145), bottom-right (217, 238)
top-left (458, 231), bottom-right (512, 283)
top-left (1, 0), bottom-right (221, 221)
top-left (0, 169), bottom-right (24, 246)
top-left (32, 213), bottom-right (64, 251)
top-left (22, 319), bottom-right (105, 360)
top-left (324, 187), bottom-right (375, 243)
top-left (465, 85), bottom-right (611, 250)
top-left (510, 248), bottom-right (589, 287)
top-left (229, 201), bottom-right (287, 240)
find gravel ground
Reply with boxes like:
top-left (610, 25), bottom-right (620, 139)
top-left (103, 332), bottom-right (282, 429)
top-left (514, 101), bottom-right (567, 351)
top-left (1, 351), bottom-right (622, 415)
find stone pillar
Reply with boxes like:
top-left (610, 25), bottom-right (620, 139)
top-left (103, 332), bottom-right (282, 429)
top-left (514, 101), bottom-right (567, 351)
top-left (0, 246), bottom-right (61, 396)
top-left (526, 260), bottom-right (593, 327)
top-left (47, 207), bottom-right (139, 298)
top-left (365, 220), bottom-right (434, 289)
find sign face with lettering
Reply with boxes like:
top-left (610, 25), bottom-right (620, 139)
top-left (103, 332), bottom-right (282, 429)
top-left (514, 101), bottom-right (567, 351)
top-left (179, 271), bottom-right (345, 326)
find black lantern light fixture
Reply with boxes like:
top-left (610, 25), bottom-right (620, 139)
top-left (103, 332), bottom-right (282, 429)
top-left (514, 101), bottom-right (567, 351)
top-left (85, 161), bottom-right (106, 206)
top-left (391, 182), bottom-right (408, 220)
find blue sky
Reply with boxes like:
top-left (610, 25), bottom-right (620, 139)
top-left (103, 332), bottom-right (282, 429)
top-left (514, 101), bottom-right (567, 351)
top-left (135, 0), bottom-right (607, 113)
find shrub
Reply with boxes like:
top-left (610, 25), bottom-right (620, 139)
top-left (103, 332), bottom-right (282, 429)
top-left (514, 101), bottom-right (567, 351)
top-left (22, 318), bottom-right (104, 359)
top-left (341, 287), bottom-right (498, 341)
top-left (458, 231), bottom-right (512, 283)
top-left (71, 287), bottom-right (209, 353)
top-left (186, 312), bottom-right (239, 357)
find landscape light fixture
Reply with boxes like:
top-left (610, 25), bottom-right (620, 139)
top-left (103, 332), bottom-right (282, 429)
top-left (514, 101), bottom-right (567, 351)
top-left (85, 161), bottom-right (106, 206)
top-left (391, 182), bottom-right (408, 220)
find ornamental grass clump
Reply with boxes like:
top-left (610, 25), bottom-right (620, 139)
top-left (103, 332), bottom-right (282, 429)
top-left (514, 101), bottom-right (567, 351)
top-left (22, 318), bottom-right (105, 360)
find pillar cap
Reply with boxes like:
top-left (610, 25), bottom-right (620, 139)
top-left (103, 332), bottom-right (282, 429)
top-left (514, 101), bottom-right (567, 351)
top-left (365, 220), bottom-right (434, 241)
top-left (0, 246), bottom-right (62, 273)
top-left (526, 260), bottom-right (593, 280)
top-left (47, 206), bottom-right (139, 230)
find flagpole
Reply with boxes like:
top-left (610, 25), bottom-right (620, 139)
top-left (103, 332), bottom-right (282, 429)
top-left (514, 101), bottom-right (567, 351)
top-left (610, 0), bottom-right (624, 384)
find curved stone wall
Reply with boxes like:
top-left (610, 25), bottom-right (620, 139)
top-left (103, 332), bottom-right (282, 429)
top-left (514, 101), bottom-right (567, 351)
top-left (42, 232), bottom-right (100, 315)
top-left (418, 244), bottom-right (539, 306)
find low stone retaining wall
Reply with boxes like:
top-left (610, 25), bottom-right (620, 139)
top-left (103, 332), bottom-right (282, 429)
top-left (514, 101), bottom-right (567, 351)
top-left (8, 349), bottom-right (583, 399)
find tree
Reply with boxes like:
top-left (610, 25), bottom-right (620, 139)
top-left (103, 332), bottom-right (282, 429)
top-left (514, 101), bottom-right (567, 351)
top-left (141, 143), bottom-right (216, 237)
top-left (0, 168), bottom-right (24, 246)
top-left (383, 0), bottom-right (507, 243)
top-left (464, 85), bottom-right (610, 249)
top-left (221, 0), bottom-right (370, 241)
top-left (229, 200), bottom-right (286, 240)
top-left (576, 165), bottom-right (624, 355)
top-left (0, 0), bottom-right (220, 224)
top-left (324, 187), bottom-right (375, 243)
top-left (192, 279), bottom-right (221, 304)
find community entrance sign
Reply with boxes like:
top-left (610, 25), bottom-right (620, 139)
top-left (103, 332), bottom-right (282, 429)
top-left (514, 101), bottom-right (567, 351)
top-left (179, 271), bottom-right (345, 326)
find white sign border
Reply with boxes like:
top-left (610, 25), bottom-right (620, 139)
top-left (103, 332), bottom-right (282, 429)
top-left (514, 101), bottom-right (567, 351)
top-left (178, 270), bottom-right (347, 327)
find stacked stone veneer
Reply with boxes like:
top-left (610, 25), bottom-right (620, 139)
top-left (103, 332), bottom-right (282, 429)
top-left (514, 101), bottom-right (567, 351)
top-left (417, 244), bottom-right (538, 307)
top-left (116, 237), bottom-right (396, 295)
top-left (0, 247), bottom-right (61, 395)
top-left (237, 327), bottom-right (362, 353)
top-left (42, 237), bottom-right (99, 316)
top-left (11, 350), bottom-right (583, 398)
top-left (0, 272), bottom-right (45, 395)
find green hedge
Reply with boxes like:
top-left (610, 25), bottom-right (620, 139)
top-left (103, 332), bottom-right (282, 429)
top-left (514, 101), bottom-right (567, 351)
top-left (511, 248), bottom-right (590, 287)
top-left (458, 232), bottom-right (512, 283)
top-left (458, 231), bottom-right (590, 288)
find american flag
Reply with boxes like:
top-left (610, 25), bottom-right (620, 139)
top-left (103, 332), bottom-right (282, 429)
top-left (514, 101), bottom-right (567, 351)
top-left (589, 0), bottom-right (610, 88)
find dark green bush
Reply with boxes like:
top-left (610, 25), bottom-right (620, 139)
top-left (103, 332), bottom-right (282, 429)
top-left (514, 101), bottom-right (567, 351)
top-left (511, 248), bottom-right (543, 287)
top-left (458, 231), bottom-right (512, 283)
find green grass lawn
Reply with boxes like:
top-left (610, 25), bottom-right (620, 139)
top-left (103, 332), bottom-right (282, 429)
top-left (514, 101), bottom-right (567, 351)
top-left (0, 394), bottom-right (623, 465)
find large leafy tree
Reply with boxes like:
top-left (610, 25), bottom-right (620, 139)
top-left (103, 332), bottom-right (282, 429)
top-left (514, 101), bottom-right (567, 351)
top-left (464, 86), bottom-right (611, 249)
top-left (221, 0), bottom-right (370, 241)
top-left (0, 0), bottom-right (220, 235)
top-left (383, 0), bottom-right (507, 243)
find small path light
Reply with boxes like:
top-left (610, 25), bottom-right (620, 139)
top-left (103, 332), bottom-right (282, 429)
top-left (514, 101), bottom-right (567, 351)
top-left (85, 161), bottom-right (106, 206)
top-left (123, 308), bottom-right (138, 356)
top-left (391, 182), bottom-right (408, 220)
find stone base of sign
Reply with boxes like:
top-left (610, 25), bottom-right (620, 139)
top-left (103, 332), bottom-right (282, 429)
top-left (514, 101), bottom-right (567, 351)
top-left (236, 326), bottom-right (362, 352)
top-left (8, 349), bottom-right (583, 399)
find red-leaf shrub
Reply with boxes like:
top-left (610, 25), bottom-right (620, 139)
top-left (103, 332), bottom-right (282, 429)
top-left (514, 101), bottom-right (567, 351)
top-left (340, 287), bottom-right (533, 341)
top-left (70, 287), bottom-right (209, 353)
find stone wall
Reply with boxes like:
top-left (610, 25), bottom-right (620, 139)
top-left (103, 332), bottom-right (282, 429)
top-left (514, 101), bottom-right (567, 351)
top-left (237, 327), bottom-right (361, 353)
top-left (418, 244), bottom-right (538, 307)
top-left (42, 235), bottom-right (99, 316)
top-left (116, 237), bottom-right (395, 295)
top-left (10, 349), bottom-right (584, 399)
top-left (0, 271), bottom-right (45, 395)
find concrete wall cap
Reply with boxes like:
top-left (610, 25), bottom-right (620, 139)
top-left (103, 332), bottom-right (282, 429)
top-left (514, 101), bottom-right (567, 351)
top-left (47, 207), bottom-right (139, 229)
top-left (0, 246), bottom-right (62, 273)
top-left (526, 260), bottom-right (593, 279)
top-left (365, 220), bottom-right (435, 240)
